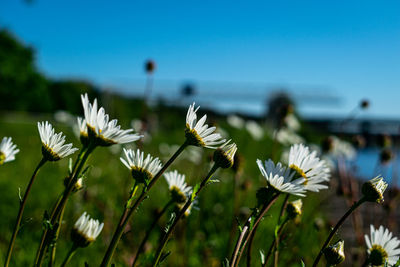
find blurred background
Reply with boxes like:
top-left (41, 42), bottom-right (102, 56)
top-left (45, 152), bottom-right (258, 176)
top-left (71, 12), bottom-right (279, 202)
top-left (1, 1), bottom-right (400, 266)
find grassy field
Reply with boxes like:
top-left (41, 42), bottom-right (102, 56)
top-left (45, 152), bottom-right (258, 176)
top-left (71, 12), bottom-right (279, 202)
top-left (0, 106), bottom-right (344, 267)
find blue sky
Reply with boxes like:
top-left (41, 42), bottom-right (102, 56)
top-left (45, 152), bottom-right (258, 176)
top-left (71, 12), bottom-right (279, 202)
top-left (1, 0), bottom-right (400, 117)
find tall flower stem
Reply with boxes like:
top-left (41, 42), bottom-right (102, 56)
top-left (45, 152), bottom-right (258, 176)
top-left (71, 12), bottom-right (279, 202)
top-left (131, 200), bottom-right (174, 266)
top-left (33, 146), bottom-right (87, 267)
top-left (34, 193), bottom-right (63, 266)
top-left (101, 142), bottom-right (188, 267)
top-left (47, 200), bottom-right (67, 267)
top-left (4, 157), bottom-right (47, 267)
top-left (312, 197), bottom-right (366, 267)
top-left (48, 146), bottom-right (89, 267)
top-left (152, 164), bottom-right (219, 267)
top-left (232, 193), bottom-right (280, 267)
top-left (262, 218), bottom-right (289, 267)
top-left (36, 144), bottom-right (95, 267)
top-left (60, 244), bottom-right (78, 267)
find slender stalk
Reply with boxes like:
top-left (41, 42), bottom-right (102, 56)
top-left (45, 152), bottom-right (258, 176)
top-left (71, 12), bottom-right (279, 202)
top-left (34, 146), bottom-right (87, 266)
top-left (263, 219), bottom-right (289, 267)
top-left (152, 164), bottom-right (219, 267)
top-left (100, 142), bottom-right (188, 267)
top-left (230, 218), bottom-right (251, 267)
top-left (36, 144), bottom-right (95, 267)
top-left (233, 193), bottom-right (280, 267)
top-left (246, 230), bottom-right (255, 266)
top-left (47, 199), bottom-right (67, 267)
top-left (60, 244), bottom-right (78, 267)
top-left (4, 157), bottom-right (47, 267)
top-left (312, 197), bottom-right (366, 267)
top-left (34, 193), bottom-right (63, 266)
top-left (131, 200), bottom-right (173, 266)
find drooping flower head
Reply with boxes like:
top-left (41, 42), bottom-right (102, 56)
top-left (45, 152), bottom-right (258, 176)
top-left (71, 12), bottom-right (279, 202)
top-left (71, 212), bottom-right (104, 248)
top-left (120, 148), bottom-right (163, 184)
top-left (81, 94), bottom-right (143, 146)
top-left (362, 176), bottom-right (388, 203)
top-left (257, 159), bottom-right (306, 197)
top-left (38, 121), bottom-right (78, 161)
top-left (324, 240), bottom-right (345, 266)
top-left (185, 103), bottom-right (225, 148)
top-left (164, 170), bottom-right (192, 204)
top-left (288, 144), bottom-right (330, 192)
top-left (365, 225), bottom-right (400, 266)
top-left (213, 140), bottom-right (238, 169)
top-left (0, 137), bottom-right (19, 165)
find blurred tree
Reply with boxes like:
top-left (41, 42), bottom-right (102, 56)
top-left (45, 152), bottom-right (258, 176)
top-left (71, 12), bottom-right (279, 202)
top-left (0, 29), bottom-right (51, 112)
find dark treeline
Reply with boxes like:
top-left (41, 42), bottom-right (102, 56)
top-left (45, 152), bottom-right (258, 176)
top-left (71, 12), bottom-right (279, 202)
top-left (0, 29), bottom-right (147, 120)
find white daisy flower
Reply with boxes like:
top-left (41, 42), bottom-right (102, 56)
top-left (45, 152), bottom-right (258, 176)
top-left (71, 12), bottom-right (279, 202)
top-left (227, 115), bottom-right (245, 129)
top-left (0, 137), bottom-right (19, 165)
top-left (365, 225), bottom-right (400, 266)
top-left (245, 120), bottom-right (264, 141)
top-left (81, 94), bottom-right (143, 146)
top-left (185, 102), bottom-right (225, 148)
top-left (256, 159), bottom-right (306, 197)
top-left (164, 170), bottom-right (192, 204)
top-left (38, 121), bottom-right (78, 161)
top-left (120, 148), bottom-right (163, 184)
top-left (288, 144), bottom-right (330, 192)
top-left (213, 140), bottom-right (238, 169)
top-left (72, 212), bottom-right (104, 247)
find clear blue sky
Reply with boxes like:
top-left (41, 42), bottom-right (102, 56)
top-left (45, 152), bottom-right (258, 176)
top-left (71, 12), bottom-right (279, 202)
top-left (1, 0), bottom-right (400, 117)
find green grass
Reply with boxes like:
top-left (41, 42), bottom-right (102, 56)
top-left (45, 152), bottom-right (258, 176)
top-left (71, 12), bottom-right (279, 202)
top-left (0, 109), bottom-right (332, 267)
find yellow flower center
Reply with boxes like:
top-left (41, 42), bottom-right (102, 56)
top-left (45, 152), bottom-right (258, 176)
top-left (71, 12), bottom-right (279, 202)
top-left (170, 186), bottom-right (187, 204)
top-left (42, 145), bottom-right (61, 161)
top-left (0, 152), bottom-right (5, 165)
top-left (289, 164), bottom-right (308, 184)
top-left (131, 166), bottom-right (153, 184)
top-left (369, 244), bottom-right (388, 266)
top-left (185, 125), bottom-right (205, 147)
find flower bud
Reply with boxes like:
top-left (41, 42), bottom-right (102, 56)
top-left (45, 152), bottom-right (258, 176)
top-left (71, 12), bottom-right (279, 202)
top-left (362, 176), bottom-right (388, 203)
top-left (213, 140), bottom-right (237, 169)
top-left (286, 199), bottom-right (303, 220)
top-left (324, 239), bottom-right (345, 266)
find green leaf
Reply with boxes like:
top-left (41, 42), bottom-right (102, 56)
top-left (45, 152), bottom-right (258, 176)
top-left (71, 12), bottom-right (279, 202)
top-left (80, 165), bottom-right (92, 178)
top-left (68, 158), bottom-right (73, 175)
top-left (191, 183), bottom-right (200, 201)
top-left (158, 251), bottom-right (171, 266)
top-left (259, 249), bottom-right (265, 265)
top-left (164, 213), bottom-right (176, 233)
top-left (222, 258), bottom-right (230, 267)
top-left (207, 179), bottom-right (220, 185)
top-left (301, 259), bottom-right (306, 267)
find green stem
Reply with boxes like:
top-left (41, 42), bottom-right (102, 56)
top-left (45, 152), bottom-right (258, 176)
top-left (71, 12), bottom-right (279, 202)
top-left (263, 218), bottom-right (289, 267)
top-left (152, 164), bottom-right (219, 267)
top-left (36, 144), bottom-right (95, 267)
top-left (131, 200), bottom-right (174, 266)
top-left (34, 146), bottom-right (87, 267)
top-left (47, 199), bottom-right (67, 267)
top-left (34, 193), bottom-right (63, 266)
top-left (312, 197), bottom-right (366, 267)
top-left (4, 157), bottom-right (47, 267)
top-left (233, 193), bottom-right (280, 267)
top-left (60, 244), bottom-right (78, 267)
top-left (100, 142), bottom-right (188, 267)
